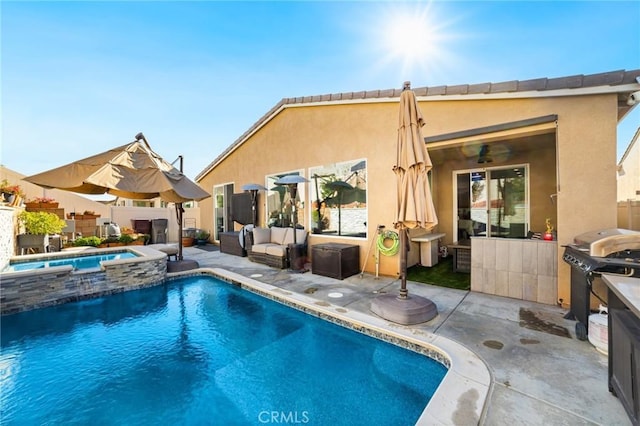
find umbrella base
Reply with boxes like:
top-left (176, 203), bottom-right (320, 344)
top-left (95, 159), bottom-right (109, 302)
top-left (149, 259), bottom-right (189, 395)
top-left (167, 259), bottom-right (200, 273)
top-left (370, 293), bottom-right (438, 325)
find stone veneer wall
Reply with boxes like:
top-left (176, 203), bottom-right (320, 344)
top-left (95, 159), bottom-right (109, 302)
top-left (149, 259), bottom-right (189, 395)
top-left (1, 257), bottom-right (167, 315)
top-left (471, 237), bottom-right (558, 305)
top-left (0, 207), bottom-right (17, 270)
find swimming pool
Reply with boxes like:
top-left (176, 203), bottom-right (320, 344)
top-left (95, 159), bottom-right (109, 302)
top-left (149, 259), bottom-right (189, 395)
top-left (3, 251), bottom-right (138, 272)
top-left (1, 275), bottom-right (448, 425)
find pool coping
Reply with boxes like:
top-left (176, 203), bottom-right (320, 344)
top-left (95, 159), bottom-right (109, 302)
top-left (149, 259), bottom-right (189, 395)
top-left (169, 267), bottom-right (492, 425)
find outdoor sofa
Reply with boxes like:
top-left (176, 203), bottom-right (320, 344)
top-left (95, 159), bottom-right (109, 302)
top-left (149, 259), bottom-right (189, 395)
top-left (244, 226), bottom-right (308, 269)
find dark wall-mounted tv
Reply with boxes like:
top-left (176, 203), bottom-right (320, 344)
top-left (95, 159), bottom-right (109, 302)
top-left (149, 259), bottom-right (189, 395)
top-left (231, 192), bottom-right (253, 226)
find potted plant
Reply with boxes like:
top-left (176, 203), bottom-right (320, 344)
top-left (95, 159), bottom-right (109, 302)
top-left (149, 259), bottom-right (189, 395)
top-left (0, 179), bottom-right (25, 206)
top-left (543, 218), bottom-right (555, 241)
top-left (17, 210), bottom-right (67, 250)
top-left (195, 229), bottom-right (210, 245)
top-left (25, 196), bottom-right (59, 209)
top-left (182, 228), bottom-right (196, 247)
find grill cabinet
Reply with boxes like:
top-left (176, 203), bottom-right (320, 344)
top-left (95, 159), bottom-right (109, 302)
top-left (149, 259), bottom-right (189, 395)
top-left (562, 228), bottom-right (640, 340)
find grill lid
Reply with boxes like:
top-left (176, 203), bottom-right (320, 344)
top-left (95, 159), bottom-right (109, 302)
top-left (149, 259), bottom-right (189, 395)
top-left (573, 228), bottom-right (640, 257)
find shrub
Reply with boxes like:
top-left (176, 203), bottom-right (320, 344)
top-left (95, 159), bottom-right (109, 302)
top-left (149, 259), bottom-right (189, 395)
top-left (18, 211), bottom-right (66, 235)
top-left (118, 234), bottom-right (135, 244)
top-left (73, 236), bottom-right (102, 247)
top-left (195, 229), bottom-right (210, 240)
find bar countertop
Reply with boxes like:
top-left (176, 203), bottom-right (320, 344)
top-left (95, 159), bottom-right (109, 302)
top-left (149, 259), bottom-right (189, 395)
top-left (602, 273), bottom-right (640, 318)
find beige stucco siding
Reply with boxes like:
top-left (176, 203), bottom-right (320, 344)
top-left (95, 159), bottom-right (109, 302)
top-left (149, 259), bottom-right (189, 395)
top-left (199, 93), bottom-right (620, 305)
top-left (554, 95), bottom-right (618, 304)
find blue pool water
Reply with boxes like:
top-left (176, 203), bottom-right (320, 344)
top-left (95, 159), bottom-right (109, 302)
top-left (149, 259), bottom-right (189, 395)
top-left (0, 276), bottom-right (447, 425)
top-left (4, 252), bottom-right (138, 272)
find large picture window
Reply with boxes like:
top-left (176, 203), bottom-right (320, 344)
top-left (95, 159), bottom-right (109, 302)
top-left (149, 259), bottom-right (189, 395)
top-left (265, 171), bottom-right (306, 228)
top-left (309, 159), bottom-right (367, 238)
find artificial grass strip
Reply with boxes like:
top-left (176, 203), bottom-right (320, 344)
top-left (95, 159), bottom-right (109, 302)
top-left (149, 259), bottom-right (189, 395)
top-left (406, 256), bottom-right (470, 290)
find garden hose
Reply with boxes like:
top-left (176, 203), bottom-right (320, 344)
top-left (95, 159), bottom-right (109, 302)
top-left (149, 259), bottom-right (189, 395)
top-left (377, 230), bottom-right (399, 256)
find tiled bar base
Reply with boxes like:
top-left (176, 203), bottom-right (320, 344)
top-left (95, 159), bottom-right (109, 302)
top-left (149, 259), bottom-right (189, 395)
top-left (471, 237), bottom-right (558, 305)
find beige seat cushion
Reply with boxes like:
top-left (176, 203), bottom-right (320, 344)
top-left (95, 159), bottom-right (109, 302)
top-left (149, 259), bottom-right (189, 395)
top-left (295, 229), bottom-right (307, 244)
top-left (270, 227), bottom-right (288, 245)
top-left (265, 245), bottom-right (287, 257)
top-left (283, 228), bottom-right (294, 246)
top-left (251, 243), bottom-right (286, 257)
top-left (253, 227), bottom-right (271, 245)
top-left (250, 243), bottom-right (272, 254)
top-left (282, 228), bottom-right (307, 245)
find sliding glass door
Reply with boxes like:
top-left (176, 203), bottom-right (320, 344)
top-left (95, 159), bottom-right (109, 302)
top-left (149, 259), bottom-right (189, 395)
top-left (213, 183), bottom-right (234, 241)
top-left (455, 166), bottom-right (528, 240)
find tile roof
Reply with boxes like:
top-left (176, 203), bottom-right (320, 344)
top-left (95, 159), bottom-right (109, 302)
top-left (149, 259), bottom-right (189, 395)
top-left (196, 69), bottom-right (640, 181)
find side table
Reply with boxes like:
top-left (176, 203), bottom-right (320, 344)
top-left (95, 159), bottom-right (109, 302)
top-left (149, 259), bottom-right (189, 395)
top-left (410, 232), bottom-right (445, 267)
top-left (312, 243), bottom-right (360, 280)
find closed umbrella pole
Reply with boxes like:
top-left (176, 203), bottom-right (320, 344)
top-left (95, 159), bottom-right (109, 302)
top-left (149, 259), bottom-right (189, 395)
top-left (370, 82), bottom-right (439, 325)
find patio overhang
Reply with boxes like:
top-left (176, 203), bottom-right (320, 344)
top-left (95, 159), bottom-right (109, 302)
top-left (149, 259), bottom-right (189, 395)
top-left (425, 114), bottom-right (558, 149)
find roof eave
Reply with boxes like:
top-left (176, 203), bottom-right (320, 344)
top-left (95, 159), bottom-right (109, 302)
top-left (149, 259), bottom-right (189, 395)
top-left (195, 70), bottom-right (640, 182)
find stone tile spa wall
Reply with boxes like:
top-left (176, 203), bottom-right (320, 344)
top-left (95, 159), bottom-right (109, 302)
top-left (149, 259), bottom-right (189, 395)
top-left (1, 257), bottom-right (167, 315)
top-left (0, 207), bottom-right (16, 270)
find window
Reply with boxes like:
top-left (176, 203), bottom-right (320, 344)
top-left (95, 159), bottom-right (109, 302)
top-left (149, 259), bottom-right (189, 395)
top-left (309, 159), bottom-right (367, 238)
top-left (455, 165), bottom-right (528, 239)
top-left (265, 171), bottom-right (306, 228)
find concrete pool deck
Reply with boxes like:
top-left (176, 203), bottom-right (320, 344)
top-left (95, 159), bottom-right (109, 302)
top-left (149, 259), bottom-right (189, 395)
top-left (177, 245), bottom-right (630, 425)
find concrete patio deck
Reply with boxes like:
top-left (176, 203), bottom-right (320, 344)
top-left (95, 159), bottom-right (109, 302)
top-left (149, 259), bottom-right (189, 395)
top-left (178, 245), bottom-right (630, 425)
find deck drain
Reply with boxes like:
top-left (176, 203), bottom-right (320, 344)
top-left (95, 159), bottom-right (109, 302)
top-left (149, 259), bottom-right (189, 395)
top-left (249, 274), bottom-right (263, 278)
top-left (328, 292), bottom-right (344, 298)
top-left (483, 340), bottom-right (504, 350)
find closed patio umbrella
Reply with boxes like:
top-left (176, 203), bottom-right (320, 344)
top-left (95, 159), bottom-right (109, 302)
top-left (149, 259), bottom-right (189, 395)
top-left (371, 82), bottom-right (439, 325)
top-left (24, 133), bottom-right (210, 265)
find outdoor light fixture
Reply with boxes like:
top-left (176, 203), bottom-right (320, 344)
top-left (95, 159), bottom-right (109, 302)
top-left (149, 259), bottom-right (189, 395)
top-left (274, 175), bottom-right (309, 245)
top-left (477, 144), bottom-right (493, 164)
top-left (627, 90), bottom-right (640, 106)
top-left (242, 183), bottom-right (267, 226)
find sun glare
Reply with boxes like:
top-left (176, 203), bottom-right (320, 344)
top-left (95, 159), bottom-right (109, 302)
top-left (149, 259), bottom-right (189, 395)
top-left (386, 15), bottom-right (439, 60)
top-left (371, 2), bottom-right (459, 84)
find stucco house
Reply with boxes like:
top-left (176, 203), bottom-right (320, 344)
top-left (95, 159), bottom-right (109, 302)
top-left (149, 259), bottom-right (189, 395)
top-left (195, 69), bottom-right (640, 310)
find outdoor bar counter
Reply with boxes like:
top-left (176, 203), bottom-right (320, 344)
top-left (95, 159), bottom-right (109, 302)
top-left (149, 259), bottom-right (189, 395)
top-left (470, 237), bottom-right (557, 305)
top-left (602, 273), bottom-right (640, 425)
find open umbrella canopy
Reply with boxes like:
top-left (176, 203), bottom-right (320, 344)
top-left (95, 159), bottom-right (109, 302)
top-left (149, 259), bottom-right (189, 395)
top-left (24, 138), bottom-right (209, 203)
top-left (25, 134), bottom-right (210, 268)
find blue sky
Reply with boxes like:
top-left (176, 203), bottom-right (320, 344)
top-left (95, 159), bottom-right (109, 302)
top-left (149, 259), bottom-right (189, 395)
top-left (2, 1), bottom-right (639, 181)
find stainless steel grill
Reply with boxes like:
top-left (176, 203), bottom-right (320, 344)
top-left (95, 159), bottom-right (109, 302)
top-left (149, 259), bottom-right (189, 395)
top-left (562, 228), bottom-right (640, 340)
